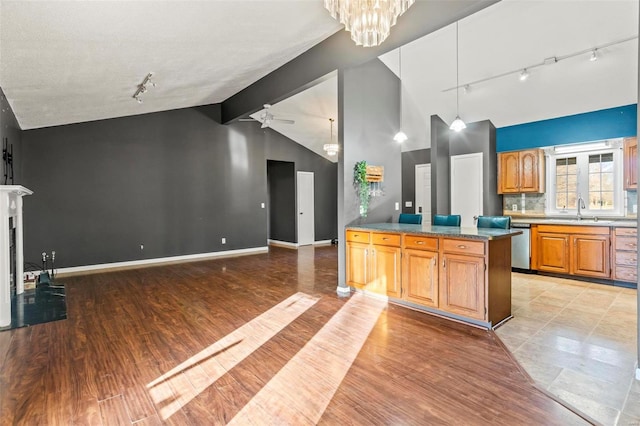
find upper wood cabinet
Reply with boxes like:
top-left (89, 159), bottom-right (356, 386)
top-left (623, 137), bottom-right (637, 190)
top-left (498, 149), bottom-right (545, 194)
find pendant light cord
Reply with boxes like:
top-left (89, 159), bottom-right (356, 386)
top-left (455, 21), bottom-right (460, 116)
top-left (399, 46), bottom-right (403, 130)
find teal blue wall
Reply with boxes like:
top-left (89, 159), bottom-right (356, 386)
top-left (496, 104), bottom-right (637, 152)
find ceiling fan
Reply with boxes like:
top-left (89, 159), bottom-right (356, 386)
top-left (239, 104), bottom-right (295, 128)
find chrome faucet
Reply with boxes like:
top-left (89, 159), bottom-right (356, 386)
top-left (577, 194), bottom-right (586, 220)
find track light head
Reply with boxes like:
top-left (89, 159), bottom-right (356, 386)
top-left (519, 69), bottom-right (529, 81)
top-left (590, 49), bottom-right (598, 62)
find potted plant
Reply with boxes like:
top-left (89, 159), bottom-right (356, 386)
top-left (353, 160), bottom-right (370, 217)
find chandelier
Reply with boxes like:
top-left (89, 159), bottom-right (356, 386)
top-left (324, 118), bottom-right (339, 156)
top-left (324, 0), bottom-right (415, 47)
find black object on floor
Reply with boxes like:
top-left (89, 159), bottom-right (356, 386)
top-left (0, 286), bottom-right (67, 331)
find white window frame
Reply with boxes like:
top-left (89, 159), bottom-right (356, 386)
top-left (545, 139), bottom-right (624, 217)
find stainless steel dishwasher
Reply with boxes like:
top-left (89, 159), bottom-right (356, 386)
top-left (511, 222), bottom-right (531, 271)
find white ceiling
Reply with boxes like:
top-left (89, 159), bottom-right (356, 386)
top-left (1, 1), bottom-right (638, 161)
top-left (270, 0), bottom-right (639, 157)
top-left (0, 1), bottom-right (341, 129)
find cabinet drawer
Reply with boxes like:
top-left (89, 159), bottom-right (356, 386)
top-left (615, 251), bottom-right (637, 266)
top-left (346, 230), bottom-right (370, 244)
top-left (371, 232), bottom-right (401, 247)
top-left (614, 265), bottom-right (637, 282)
top-left (615, 236), bottom-right (638, 252)
top-left (615, 227), bottom-right (637, 237)
top-left (443, 239), bottom-right (485, 256)
top-left (404, 235), bottom-right (438, 250)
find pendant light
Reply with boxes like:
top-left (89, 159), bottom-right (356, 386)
top-left (394, 47), bottom-right (408, 143)
top-left (450, 21), bottom-right (466, 132)
top-left (323, 118), bottom-right (339, 156)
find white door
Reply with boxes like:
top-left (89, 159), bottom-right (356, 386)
top-left (415, 164), bottom-right (431, 224)
top-left (297, 171), bottom-right (315, 246)
top-left (451, 153), bottom-right (483, 227)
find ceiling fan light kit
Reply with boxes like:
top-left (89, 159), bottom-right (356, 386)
top-left (324, 0), bottom-right (415, 47)
top-left (238, 104), bottom-right (295, 129)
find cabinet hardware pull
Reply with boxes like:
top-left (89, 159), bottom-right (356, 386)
top-left (382, 238), bottom-right (389, 241)
top-left (457, 244), bottom-right (467, 249)
top-left (417, 241), bottom-right (424, 245)
top-left (354, 234), bottom-right (359, 237)
top-left (443, 259), bottom-right (446, 268)
top-left (626, 243), bottom-right (637, 247)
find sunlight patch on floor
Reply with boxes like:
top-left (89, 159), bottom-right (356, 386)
top-left (147, 292), bottom-right (319, 420)
top-left (228, 292), bottom-right (387, 424)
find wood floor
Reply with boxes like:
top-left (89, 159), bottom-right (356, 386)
top-left (0, 246), bottom-right (590, 425)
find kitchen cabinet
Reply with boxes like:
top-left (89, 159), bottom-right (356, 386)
top-left (345, 230), bottom-right (401, 297)
top-left (624, 137), bottom-right (637, 190)
top-left (498, 149), bottom-right (545, 194)
top-left (612, 227), bottom-right (637, 282)
top-left (402, 235), bottom-right (439, 307)
top-left (346, 227), bottom-right (515, 328)
top-left (531, 225), bottom-right (610, 279)
top-left (440, 239), bottom-right (486, 320)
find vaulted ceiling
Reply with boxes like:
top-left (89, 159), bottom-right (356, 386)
top-left (1, 1), bottom-right (637, 163)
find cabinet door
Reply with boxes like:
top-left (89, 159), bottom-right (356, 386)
top-left (519, 150), bottom-right (542, 192)
top-left (497, 152), bottom-right (520, 194)
top-left (346, 242), bottom-right (369, 289)
top-left (403, 249), bottom-right (438, 308)
top-left (624, 137), bottom-right (637, 190)
top-left (440, 254), bottom-right (485, 320)
top-left (571, 234), bottom-right (610, 278)
top-left (536, 232), bottom-right (570, 273)
top-left (370, 245), bottom-right (401, 298)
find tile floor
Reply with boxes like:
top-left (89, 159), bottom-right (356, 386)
top-left (496, 273), bottom-right (639, 426)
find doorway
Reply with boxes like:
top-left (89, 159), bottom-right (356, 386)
top-left (450, 153), bottom-right (483, 227)
top-left (297, 171), bottom-right (315, 246)
top-left (415, 164), bottom-right (431, 224)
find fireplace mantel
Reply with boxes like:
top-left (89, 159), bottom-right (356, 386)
top-left (0, 185), bottom-right (33, 327)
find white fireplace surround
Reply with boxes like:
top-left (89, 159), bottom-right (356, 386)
top-left (0, 186), bottom-right (32, 327)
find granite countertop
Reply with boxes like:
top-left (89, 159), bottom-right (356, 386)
top-left (511, 217), bottom-right (637, 228)
top-left (347, 223), bottom-right (522, 240)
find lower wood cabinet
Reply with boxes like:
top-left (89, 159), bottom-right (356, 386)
top-left (532, 225), bottom-right (611, 279)
top-left (440, 252), bottom-right (485, 320)
top-left (402, 248), bottom-right (439, 307)
top-left (346, 229), bottom-right (512, 327)
top-left (612, 227), bottom-right (637, 282)
top-left (346, 230), bottom-right (401, 298)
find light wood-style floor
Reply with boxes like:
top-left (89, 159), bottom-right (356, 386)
top-left (497, 273), bottom-right (639, 426)
top-left (0, 246), bottom-right (592, 425)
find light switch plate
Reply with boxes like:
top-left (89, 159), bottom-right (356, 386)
top-left (512, 204), bottom-right (518, 211)
top-left (261, 203), bottom-right (265, 208)
top-left (405, 201), bottom-right (413, 208)
top-left (395, 202), bottom-right (400, 211)
top-left (634, 204), bottom-right (637, 213)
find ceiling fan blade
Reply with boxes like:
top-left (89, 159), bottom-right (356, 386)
top-left (271, 119), bottom-right (295, 125)
top-left (261, 121), bottom-right (269, 129)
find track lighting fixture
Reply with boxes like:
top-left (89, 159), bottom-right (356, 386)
top-left (519, 69), bottom-right (529, 81)
top-left (133, 73), bottom-right (156, 103)
top-left (443, 34), bottom-right (634, 93)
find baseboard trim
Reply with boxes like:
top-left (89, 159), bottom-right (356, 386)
top-left (268, 239), bottom-right (335, 249)
top-left (53, 247), bottom-right (269, 277)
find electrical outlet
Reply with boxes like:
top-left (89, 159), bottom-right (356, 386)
top-left (512, 204), bottom-right (518, 212)
top-left (634, 204), bottom-right (637, 214)
top-left (395, 202), bottom-right (399, 211)
top-left (140, 244), bottom-right (144, 250)
top-left (221, 237), bottom-right (226, 244)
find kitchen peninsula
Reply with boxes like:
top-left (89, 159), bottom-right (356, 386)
top-left (345, 223), bottom-right (522, 329)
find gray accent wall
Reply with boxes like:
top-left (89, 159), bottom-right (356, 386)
top-left (337, 58), bottom-right (402, 287)
top-left (20, 105), bottom-right (337, 268)
top-left (266, 160), bottom-right (296, 243)
top-left (449, 120), bottom-right (502, 217)
top-left (430, 115), bottom-right (451, 217)
top-left (401, 148), bottom-right (430, 214)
